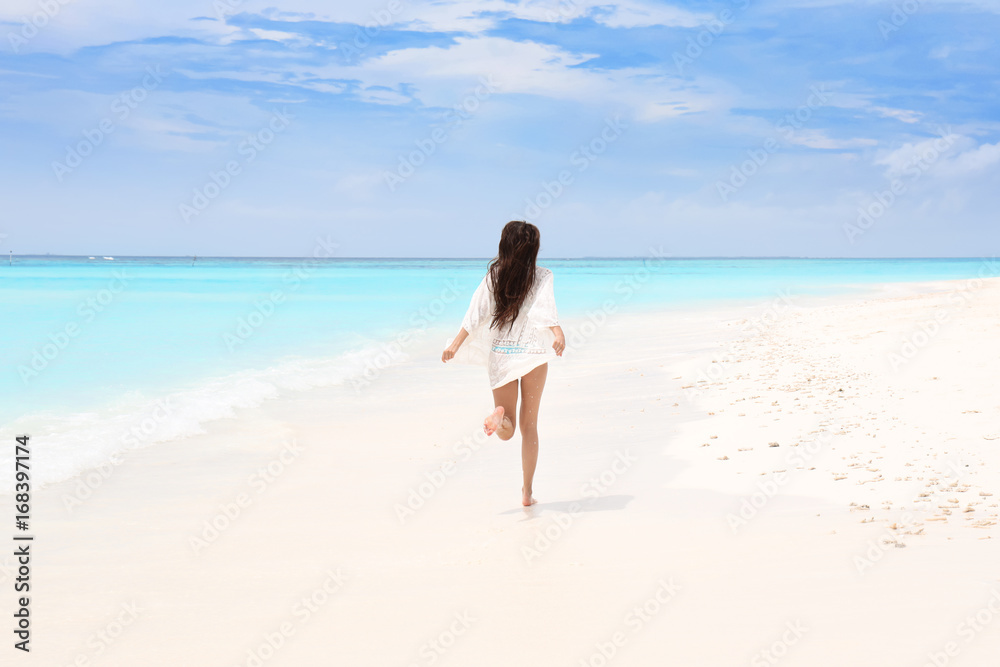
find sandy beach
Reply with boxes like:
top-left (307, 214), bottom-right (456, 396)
top-left (7, 275), bottom-right (1000, 666)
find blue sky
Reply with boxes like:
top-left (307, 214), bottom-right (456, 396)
top-left (0, 0), bottom-right (998, 257)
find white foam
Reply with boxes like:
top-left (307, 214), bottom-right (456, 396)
top-left (0, 336), bottom-right (425, 494)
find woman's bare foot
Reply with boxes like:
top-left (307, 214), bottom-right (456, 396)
top-left (522, 486), bottom-right (537, 506)
top-left (484, 406), bottom-right (505, 436)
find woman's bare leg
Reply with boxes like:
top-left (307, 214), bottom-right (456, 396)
top-left (518, 363), bottom-right (548, 506)
top-left (488, 379), bottom-right (518, 441)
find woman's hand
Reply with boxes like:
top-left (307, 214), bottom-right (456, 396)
top-left (442, 328), bottom-right (469, 363)
top-left (551, 325), bottom-right (566, 357)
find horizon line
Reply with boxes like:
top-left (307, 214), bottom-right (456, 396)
top-left (3, 254), bottom-right (997, 261)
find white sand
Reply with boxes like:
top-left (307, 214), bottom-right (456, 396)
top-left (6, 276), bottom-right (1000, 666)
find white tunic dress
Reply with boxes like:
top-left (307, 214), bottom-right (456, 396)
top-left (455, 266), bottom-right (559, 389)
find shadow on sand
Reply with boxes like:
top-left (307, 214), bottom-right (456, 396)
top-left (500, 494), bottom-right (634, 519)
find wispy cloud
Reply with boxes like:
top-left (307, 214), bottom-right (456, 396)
top-left (872, 106), bottom-right (922, 124)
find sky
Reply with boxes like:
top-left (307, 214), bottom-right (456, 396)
top-left (0, 0), bottom-right (998, 258)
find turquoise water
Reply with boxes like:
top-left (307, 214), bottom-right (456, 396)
top-left (0, 256), bottom-right (995, 489)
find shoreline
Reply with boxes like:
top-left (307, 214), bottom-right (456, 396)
top-left (4, 275), bottom-right (1000, 665)
top-left (0, 272), bottom-right (896, 492)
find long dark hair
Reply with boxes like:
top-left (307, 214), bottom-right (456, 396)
top-left (488, 220), bottom-right (540, 331)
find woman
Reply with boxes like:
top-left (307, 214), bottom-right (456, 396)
top-left (442, 221), bottom-right (565, 506)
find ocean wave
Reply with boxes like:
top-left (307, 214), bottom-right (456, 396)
top-left (0, 337), bottom-right (424, 494)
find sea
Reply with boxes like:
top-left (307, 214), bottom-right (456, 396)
top-left (1, 256), bottom-right (995, 491)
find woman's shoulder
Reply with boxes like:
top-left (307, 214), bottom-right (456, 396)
top-left (535, 266), bottom-right (553, 279)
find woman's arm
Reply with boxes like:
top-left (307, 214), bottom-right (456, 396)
top-left (550, 325), bottom-right (565, 356)
top-left (444, 274), bottom-right (490, 363)
top-left (441, 327), bottom-right (469, 362)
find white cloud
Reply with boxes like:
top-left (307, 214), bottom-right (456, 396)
top-left (822, 92), bottom-right (924, 126)
top-left (247, 28), bottom-right (307, 43)
top-left (353, 36), bottom-right (600, 105)
top-left (385, 0), bottom-right (709, 31)
top-left (358, 86), bottom-right (411, 105)
top-left (0, 86), bottom-right (270, 152)
top-left (872, 133), bottom-right (1000, 180)
top-left (309, 36), bottom-right (724, 119)
top-left (591, 1), bottom-right (709, 28)
top-left (767, 0), bottom-right (1000, 10)
top-left (943, 140), bottom-right (1000, 174)
top-left (875, 134), bottom-right (964, 177)
top-left (0, 0), bottom-right (708, 56)
top-left (636, 96), bottom-right (711, 121)
top-left (175, 67), bottom-right (348, 96)
top-left (786, 130), bottom-right (878, 150)
top-left (7, 26), bottom-right (727, 143)
top-left (0, 1), bottom-right (239, 55)
top-left (156, 34), bottom-right (716, 119)
top-left (872, 106), bottom-right (922, 124)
